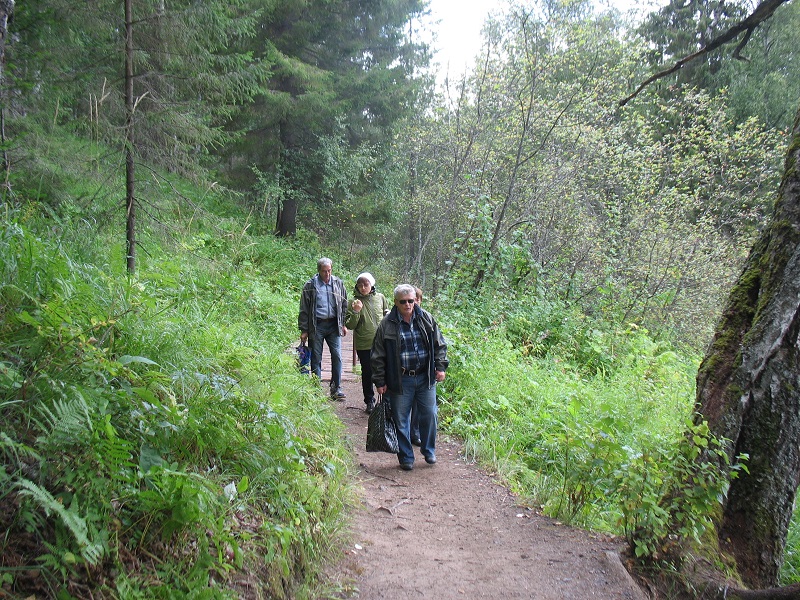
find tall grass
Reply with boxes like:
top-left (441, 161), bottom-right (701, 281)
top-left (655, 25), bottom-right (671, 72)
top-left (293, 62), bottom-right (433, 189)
top-left (436, 292), bottom-right (746, 563)
top-left (0, 192), bottom-right (352, 598)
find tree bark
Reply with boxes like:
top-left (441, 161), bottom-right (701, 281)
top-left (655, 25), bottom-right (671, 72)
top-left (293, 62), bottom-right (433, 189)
top-left (0, 0), bottom-right (13, 190)
top-left (275, 196), bottom-right (296, 237)
top-left (124, 0), bottom-right (136, 274)
top-left (694, 104), bottom-right (800, 589)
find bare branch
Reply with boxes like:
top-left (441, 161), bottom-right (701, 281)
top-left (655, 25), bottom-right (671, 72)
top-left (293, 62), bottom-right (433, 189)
top-left (619, 0), bottom-right (790, 107)
top-left (732, 27), bottom-right (754, 60)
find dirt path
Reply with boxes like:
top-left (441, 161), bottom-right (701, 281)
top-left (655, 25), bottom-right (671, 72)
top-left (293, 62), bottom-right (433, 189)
top-left (318, 337), bottom-right (648, 599)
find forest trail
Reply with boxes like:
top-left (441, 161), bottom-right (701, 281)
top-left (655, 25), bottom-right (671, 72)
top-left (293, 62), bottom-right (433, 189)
top-left (316, 335), bottom-right (649, 599)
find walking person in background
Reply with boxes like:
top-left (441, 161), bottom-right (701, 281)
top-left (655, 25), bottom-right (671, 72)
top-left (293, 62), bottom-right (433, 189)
top-left (299, 258), bottom-right (348, 400)
top-left (372, 284), bottom-right (448, 471)
top-left (410, 286), bottom-right (424, 445)
top-left (346, 272), bottom-right (390, 414)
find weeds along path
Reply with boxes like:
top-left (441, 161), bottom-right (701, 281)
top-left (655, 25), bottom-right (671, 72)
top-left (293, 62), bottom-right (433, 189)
top-left (318, 335), bottom-right (648, 599)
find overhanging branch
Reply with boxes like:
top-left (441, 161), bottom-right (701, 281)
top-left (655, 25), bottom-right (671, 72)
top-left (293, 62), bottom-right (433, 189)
top-left (619, 0), bottom-right (790, 107)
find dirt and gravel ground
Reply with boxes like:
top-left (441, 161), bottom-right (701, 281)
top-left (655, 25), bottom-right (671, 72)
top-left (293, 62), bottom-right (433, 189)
top-left (319, 339), bottom-right (649, 600)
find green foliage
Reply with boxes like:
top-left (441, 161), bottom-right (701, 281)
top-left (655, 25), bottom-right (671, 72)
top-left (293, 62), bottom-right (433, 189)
top-left (434, 287), bottom-right (774, 574)
top-left (612, 420), bottom-right (744, 560)
top-left (220, 0), bottom-right (431, 234)
top-left (636, 0), bottom-right (746, 91)
top-left (720, 0), bottom-right (800, 132)
top-left (438, 288), bottom-right (700, 530)
top-left (377, 3), bottom-right (783, 349)
top-left (10, 0), bottom-right (271, 180)
top-left (636, 0), bottom-right (800, 132)
top-left (0, 197), bottom-right (350, 597)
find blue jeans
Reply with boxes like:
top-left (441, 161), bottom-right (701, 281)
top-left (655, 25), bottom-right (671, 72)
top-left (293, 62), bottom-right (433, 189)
top-left (391, 373), bottom-right (437, 465)
top-left (310, 319), bottom-right (342, 388)
top-left (411, 402), bottom-right (420, 440)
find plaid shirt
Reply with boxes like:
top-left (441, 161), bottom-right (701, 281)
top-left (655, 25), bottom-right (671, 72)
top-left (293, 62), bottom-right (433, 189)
top-left (398, 318), bottom-right (429, 372)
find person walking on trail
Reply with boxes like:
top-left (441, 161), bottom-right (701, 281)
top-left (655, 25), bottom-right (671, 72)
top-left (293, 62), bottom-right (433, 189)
top-left (298, 257), bottom-right (348, 400)
top-left (371, 284), bottom-right (448, 471)
top-left (409, 286), bottom-right (424, 446)
top-left (345, 272), bottom-right (390, 414)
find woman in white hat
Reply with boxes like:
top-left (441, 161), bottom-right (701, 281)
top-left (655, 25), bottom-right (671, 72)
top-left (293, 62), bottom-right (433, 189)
top-left (345, 272), bottom-right (390, 413)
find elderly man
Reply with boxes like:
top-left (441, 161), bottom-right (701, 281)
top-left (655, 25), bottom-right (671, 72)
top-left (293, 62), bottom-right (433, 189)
top-left (299, 258), bottom-right (348, 399)
top-left (410, 286), bottom-right (424, 445)
top-left (371, 284), bottom-right (448, 471)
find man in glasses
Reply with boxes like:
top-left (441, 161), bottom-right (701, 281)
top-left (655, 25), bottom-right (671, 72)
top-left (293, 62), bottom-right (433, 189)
top-left (410, 286), bottom-right (424, 445)
top-left (299, 257), bottom-right (348, 399)
top-left (371, 284), bottom-right (448, 471)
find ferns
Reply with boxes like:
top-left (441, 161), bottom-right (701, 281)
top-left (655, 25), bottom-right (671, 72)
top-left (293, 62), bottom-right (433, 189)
top-left (35, 389), bottom-right (94, 439)
top-left (1, 209), bottom-right (350, 597)
top-left (15, 479), bottom-right (105, 566)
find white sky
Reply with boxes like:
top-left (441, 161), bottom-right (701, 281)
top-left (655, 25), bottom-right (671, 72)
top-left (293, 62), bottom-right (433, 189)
top-left (422, 0), bottom-right (660, 87)
top-left (424, 0), bottom-right (501, 86)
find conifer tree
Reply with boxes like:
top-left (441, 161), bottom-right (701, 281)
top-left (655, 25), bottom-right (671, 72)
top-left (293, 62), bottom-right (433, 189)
top-left (221, 0), bottom-right (431, 236)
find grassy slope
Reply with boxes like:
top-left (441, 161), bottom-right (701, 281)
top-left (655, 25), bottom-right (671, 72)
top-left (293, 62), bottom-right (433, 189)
top-left (0, 135), bottom-right (355, 598)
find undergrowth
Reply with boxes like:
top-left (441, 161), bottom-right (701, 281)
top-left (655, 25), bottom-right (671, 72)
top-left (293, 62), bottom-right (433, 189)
top-left (0, 195), bottom-right (352, 598)
top-left (2, 128), bottom-right (798, 596)
top-left (435, 288), bottom-right (763, 577)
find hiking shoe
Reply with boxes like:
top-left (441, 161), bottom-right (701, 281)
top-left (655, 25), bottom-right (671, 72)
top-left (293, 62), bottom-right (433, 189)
top-left (331, 387), bottom-right (346, 400)
top-left (424, 454), bottom-right (437, 465)
top-left (399, 462), bottom-right (414, 471)
top-left (411, 436), bottom-right (422, 446)
top-left (365, 398), bottom-right (375, 414)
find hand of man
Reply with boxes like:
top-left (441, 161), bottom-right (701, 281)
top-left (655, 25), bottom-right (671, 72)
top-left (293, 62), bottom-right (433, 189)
top-left (341, 326), bottom-right (348, 337)
top-left (435, 370), bottom-right (446, 382)
top-left (376, 385), bottom-right (387, 394)
top-left (300, 332), bottom-right (308, 344)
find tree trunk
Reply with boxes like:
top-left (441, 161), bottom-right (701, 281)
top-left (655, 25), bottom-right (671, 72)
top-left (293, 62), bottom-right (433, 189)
top-left (124, 0), bottom-right (136, 274)
top-left (694, 104), bottom-right (800, 589)
top-left (0, 0), bottom-right (12, 190)
top-left (275, 196), bottom-right (296, 237)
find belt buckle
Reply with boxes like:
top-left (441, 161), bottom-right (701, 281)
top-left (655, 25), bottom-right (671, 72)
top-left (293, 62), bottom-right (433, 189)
top-left (403, 367), bottom-right (416, 376)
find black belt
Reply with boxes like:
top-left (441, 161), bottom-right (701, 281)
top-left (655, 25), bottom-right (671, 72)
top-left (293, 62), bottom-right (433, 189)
top-left (318, 318), bottom-right (337, 322)
top-left (401, 367), bottom-right (422, 376)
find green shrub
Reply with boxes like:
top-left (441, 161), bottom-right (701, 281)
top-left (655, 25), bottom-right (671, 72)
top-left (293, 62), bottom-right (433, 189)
top-left (0, 207), bottom-right (350, 598)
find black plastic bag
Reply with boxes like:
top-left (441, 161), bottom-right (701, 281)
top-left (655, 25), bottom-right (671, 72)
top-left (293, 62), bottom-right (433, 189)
top-left (366, 395), bottom-right (399, 453)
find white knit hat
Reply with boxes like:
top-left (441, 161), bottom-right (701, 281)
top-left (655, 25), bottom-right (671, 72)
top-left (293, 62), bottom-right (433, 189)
top-left (357, 272), bottom-right (375, 287)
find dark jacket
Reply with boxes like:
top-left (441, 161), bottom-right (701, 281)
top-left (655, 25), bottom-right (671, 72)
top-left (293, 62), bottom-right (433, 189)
top-left (298, 274), bottom-right (348, 336)
top-left (371, 305), bottom-right (448, 394)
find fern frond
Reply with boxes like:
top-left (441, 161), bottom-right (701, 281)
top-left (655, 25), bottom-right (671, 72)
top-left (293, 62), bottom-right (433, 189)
top-left (97, 434), bottom-right (137, 486)
top-left (0, 431), bottom-right (41, 471)
top-left (36, 388), bottom-right (93, 442)
top-left (16, 478), bottom-right (105, 565)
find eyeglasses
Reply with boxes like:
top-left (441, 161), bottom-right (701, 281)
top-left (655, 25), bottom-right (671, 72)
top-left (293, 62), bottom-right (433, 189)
top-left (397, 299), bottom-right (415, 305)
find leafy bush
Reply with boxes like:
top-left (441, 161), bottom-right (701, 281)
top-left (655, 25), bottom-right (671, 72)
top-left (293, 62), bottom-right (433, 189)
top-left (438, 291), bottom-right (700, 532)
top-left (612, 420), bottom-right (745, 560)
top-left (0, 207), bottom-right (350, 598)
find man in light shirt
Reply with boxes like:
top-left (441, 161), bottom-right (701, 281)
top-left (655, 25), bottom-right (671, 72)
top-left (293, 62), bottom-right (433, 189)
top-left (299, 258), bottom-right (348, 399)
